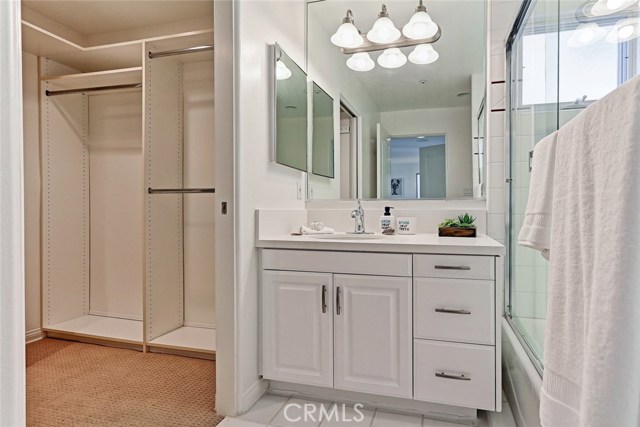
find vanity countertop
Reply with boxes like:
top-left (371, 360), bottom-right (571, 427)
top-left (257, 233), bottom-right (505, 256)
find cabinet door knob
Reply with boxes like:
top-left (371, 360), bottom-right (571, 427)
top-left (336, 286), bottom-right (341, 315)
top-left (435, 372), bottom-right (471, 381)
top-left (435, 308), bottom-right (471, 315)
top-left (321, 285), bottom-right (327, 314)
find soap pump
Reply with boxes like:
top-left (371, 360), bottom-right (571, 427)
top-left (380, 206), bottom-right (396, 234)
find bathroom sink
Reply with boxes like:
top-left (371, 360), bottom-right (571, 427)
top-left (310, 233), bottom-right (383, 241)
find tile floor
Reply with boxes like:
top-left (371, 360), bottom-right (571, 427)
top-left (218, 392), bottom-right (516, 427)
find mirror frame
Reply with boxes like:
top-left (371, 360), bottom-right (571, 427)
top-left (269, 43), bottom-right (308, 172)
top-left (311, 81), bottom-right (335, 179)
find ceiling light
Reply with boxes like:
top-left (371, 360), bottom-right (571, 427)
top-left (367, 5), bottom-right (401, 44)
top-left (402, 0), bottom-right (439, 40)
top-left (606, 18), bottom-right (639, 43)
top-left (567, 23), bottom-right (606, 47)
top-left (275, 60), bottom-right (291, 80)
top-left (330, 10), bottom-right (364, 48)
top-left (408, 44), bottom-right (439, 64)
top-left (347, 52), bottom-right (375, 72)
top-left (377, 48), bottom-right (407, 68)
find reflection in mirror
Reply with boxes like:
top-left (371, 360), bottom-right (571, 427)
top-left (311, 83), bottom-right (335, 178)
top-left (272, 43), bottom-right (308, 172)
top-left (306, 0), bottom-right (486, 200)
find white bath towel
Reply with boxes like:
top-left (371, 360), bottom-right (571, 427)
top-left (518, 132), bottom-right (557, 260)
top-left (300, 226), bottom-right (335, 235)
top-left (539, 75), bottom-right (640, 427)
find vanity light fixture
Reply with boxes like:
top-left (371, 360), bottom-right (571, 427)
top-left (276, 60), bottom-right (292, 80)
top-left (331, 10), bottom-right (364, 48)
top-left (367, 5), bottom-right (401, 44)
top-left (347, 52), bottom-right (376, 72)
top-left (590, 0), bottom-right (637, 15)
top-left (408, 43), bottom-right (439, 64)
top-left (331, 2), bottom-right (441, 72)
top-left (605, 18), bottom-right (639, 42)
top-left (377, 48), bottom-right (407, 68)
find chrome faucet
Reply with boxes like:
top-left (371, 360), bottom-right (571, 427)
top-left (350, 200), bottom-right (366, 234)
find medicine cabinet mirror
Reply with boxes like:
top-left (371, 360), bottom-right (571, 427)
top-left (306, 0), bottom-right (487, 200)
top-left (271, 43), bottom-right (308, 172)
top-left (311, 82), bottom-right (335, 178)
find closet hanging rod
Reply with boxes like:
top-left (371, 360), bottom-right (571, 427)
top-left (148, 187), bottom-right (215, 194)
top-left (148, 44), bottom-right (214, 59)
top-left (45, 83), bottom-right (142, 97)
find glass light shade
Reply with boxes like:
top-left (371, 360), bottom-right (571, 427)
top-left (346, 52), bottom-right (375, 72)
top-left (567, 23), bottom-right (606, 47)
top-left (377, 48), bottom-right (407, 68)
top-left (275, 60), bottom-right (292, 80)
top-left (606, 18), bottom-right (639, 43)
top-left (591, 0), bottom-right (637, 15)
top-left (331, 22), bottom-right (364, 48)
top-left (402, 11), bottom-right (438, 39)
top-left (367, 16), bottom-right (401, 44)
top-left (408, 44), bottom-right (439, 64)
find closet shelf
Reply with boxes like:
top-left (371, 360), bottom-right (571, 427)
top-left (42, 67), bottom-right (142, 91)
top-left (147, 326), bottom-right (216, 353)
top-left (44, 315), bottom-right (143, 344)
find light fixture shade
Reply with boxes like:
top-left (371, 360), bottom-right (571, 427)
top-left (377, 48), bottom-right (407, 68)
top-left (567, 23), bottom-right (607, 47)
top-left (408, 44), bottom-right (439, 64)
top-left (347, 52), bottom-right (375, 72)
top-left (402, 11), bottom-right (438, 39)
top-left (331, 22), bottom-right (364, 48)
top-left (591, 0), bottom-right (637, 15)
top-left (276, 60), bottom-right (292, 80)
top-left (367, 5), bottom-right (401, 44)
top-left (606, 18), bottom-right (639, 43)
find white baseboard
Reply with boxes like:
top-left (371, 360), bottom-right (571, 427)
top-left (239, 379), bottom-right (269, 414)
top-left (26, 328), bottom-right (44, 344)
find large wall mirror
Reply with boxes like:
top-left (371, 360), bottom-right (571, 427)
top-left (271, 43), bottom-right (308, 172)
top-left (306, 0), bottom-right (487, 200)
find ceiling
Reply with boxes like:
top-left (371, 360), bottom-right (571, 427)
top-left (308, 0), bottom-right (486, 111)
top-left (22, 0), bottom-right (212, 37)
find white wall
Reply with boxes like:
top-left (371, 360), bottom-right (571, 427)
top-left (380, 106), bottom-right (473, 198)
top-left (23, 52), bottom-right (41, 341)
top-left (0, 0), bottom-right (26, 423)
top-left (235, 0), bottom-right (308, 411)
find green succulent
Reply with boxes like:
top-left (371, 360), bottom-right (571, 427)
top-left (439, 213), bottom-right (476, 228)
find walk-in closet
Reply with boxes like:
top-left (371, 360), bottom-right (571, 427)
top-left (23, 0), bottom-right (216, 357)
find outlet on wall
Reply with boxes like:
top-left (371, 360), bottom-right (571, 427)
top-left (297, 181), bottom-right (303, 199)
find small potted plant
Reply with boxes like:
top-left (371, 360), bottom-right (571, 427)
top-left (438, 213), bottom-right (477, 237)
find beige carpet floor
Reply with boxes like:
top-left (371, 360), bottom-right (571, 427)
top-left (27, 338), bottom-right (225, 427)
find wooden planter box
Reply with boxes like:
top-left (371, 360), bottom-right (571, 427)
top-left (438, 227), bottom-right (477, 238)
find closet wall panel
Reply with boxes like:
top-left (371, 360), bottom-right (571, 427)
top-left (183, 60), bottom-right (215, 328)
top-left (42, 68), bottom-right (89, 327)
top-left (144, 49), bottom-right (185, 340)
top-left (89, 92), bottom-right (143, 320)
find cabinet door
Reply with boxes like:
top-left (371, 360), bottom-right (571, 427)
top-left (262, 271), bottom-right (333, 387)
top-left (334, 274), bottom-right (412, 398)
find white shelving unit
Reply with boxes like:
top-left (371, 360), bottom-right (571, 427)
top-left (46, 315), bottom-right (143, 345)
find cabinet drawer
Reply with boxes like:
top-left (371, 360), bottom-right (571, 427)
top-left (414, 278), bottom-right (494, 345)
top-left (262, 249), bottom-right (412, 277)
top-left (414, 340), bottom-right (495, 410)
top-left (413, 254), bottom-right (494, 280)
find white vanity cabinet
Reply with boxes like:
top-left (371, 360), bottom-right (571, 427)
top-left (261, 250), bottom-right (413, 398)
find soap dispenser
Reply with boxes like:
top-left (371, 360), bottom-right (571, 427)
top-left (380, 206), bottom-right (396, 234)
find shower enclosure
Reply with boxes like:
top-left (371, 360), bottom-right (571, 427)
top-left (506, 0), bottom-right (639, 372)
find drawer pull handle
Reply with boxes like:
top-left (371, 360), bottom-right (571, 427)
top-left (434, 265), bottom-right (471, 271)
top-left (322, 285), bottom-right (327, 314)
top-left (435, 308), bottom-right (471, 315)
top-left (336, 286), bottom-right (342, 315)
top-left (435, 372), bottom-right (471, 381)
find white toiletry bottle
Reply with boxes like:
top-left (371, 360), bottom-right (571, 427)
top-left (380, 206), bottom-right (396, 234)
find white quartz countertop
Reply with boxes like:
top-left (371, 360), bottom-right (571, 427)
top-left (257, 233), bottom-right (505, 256)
